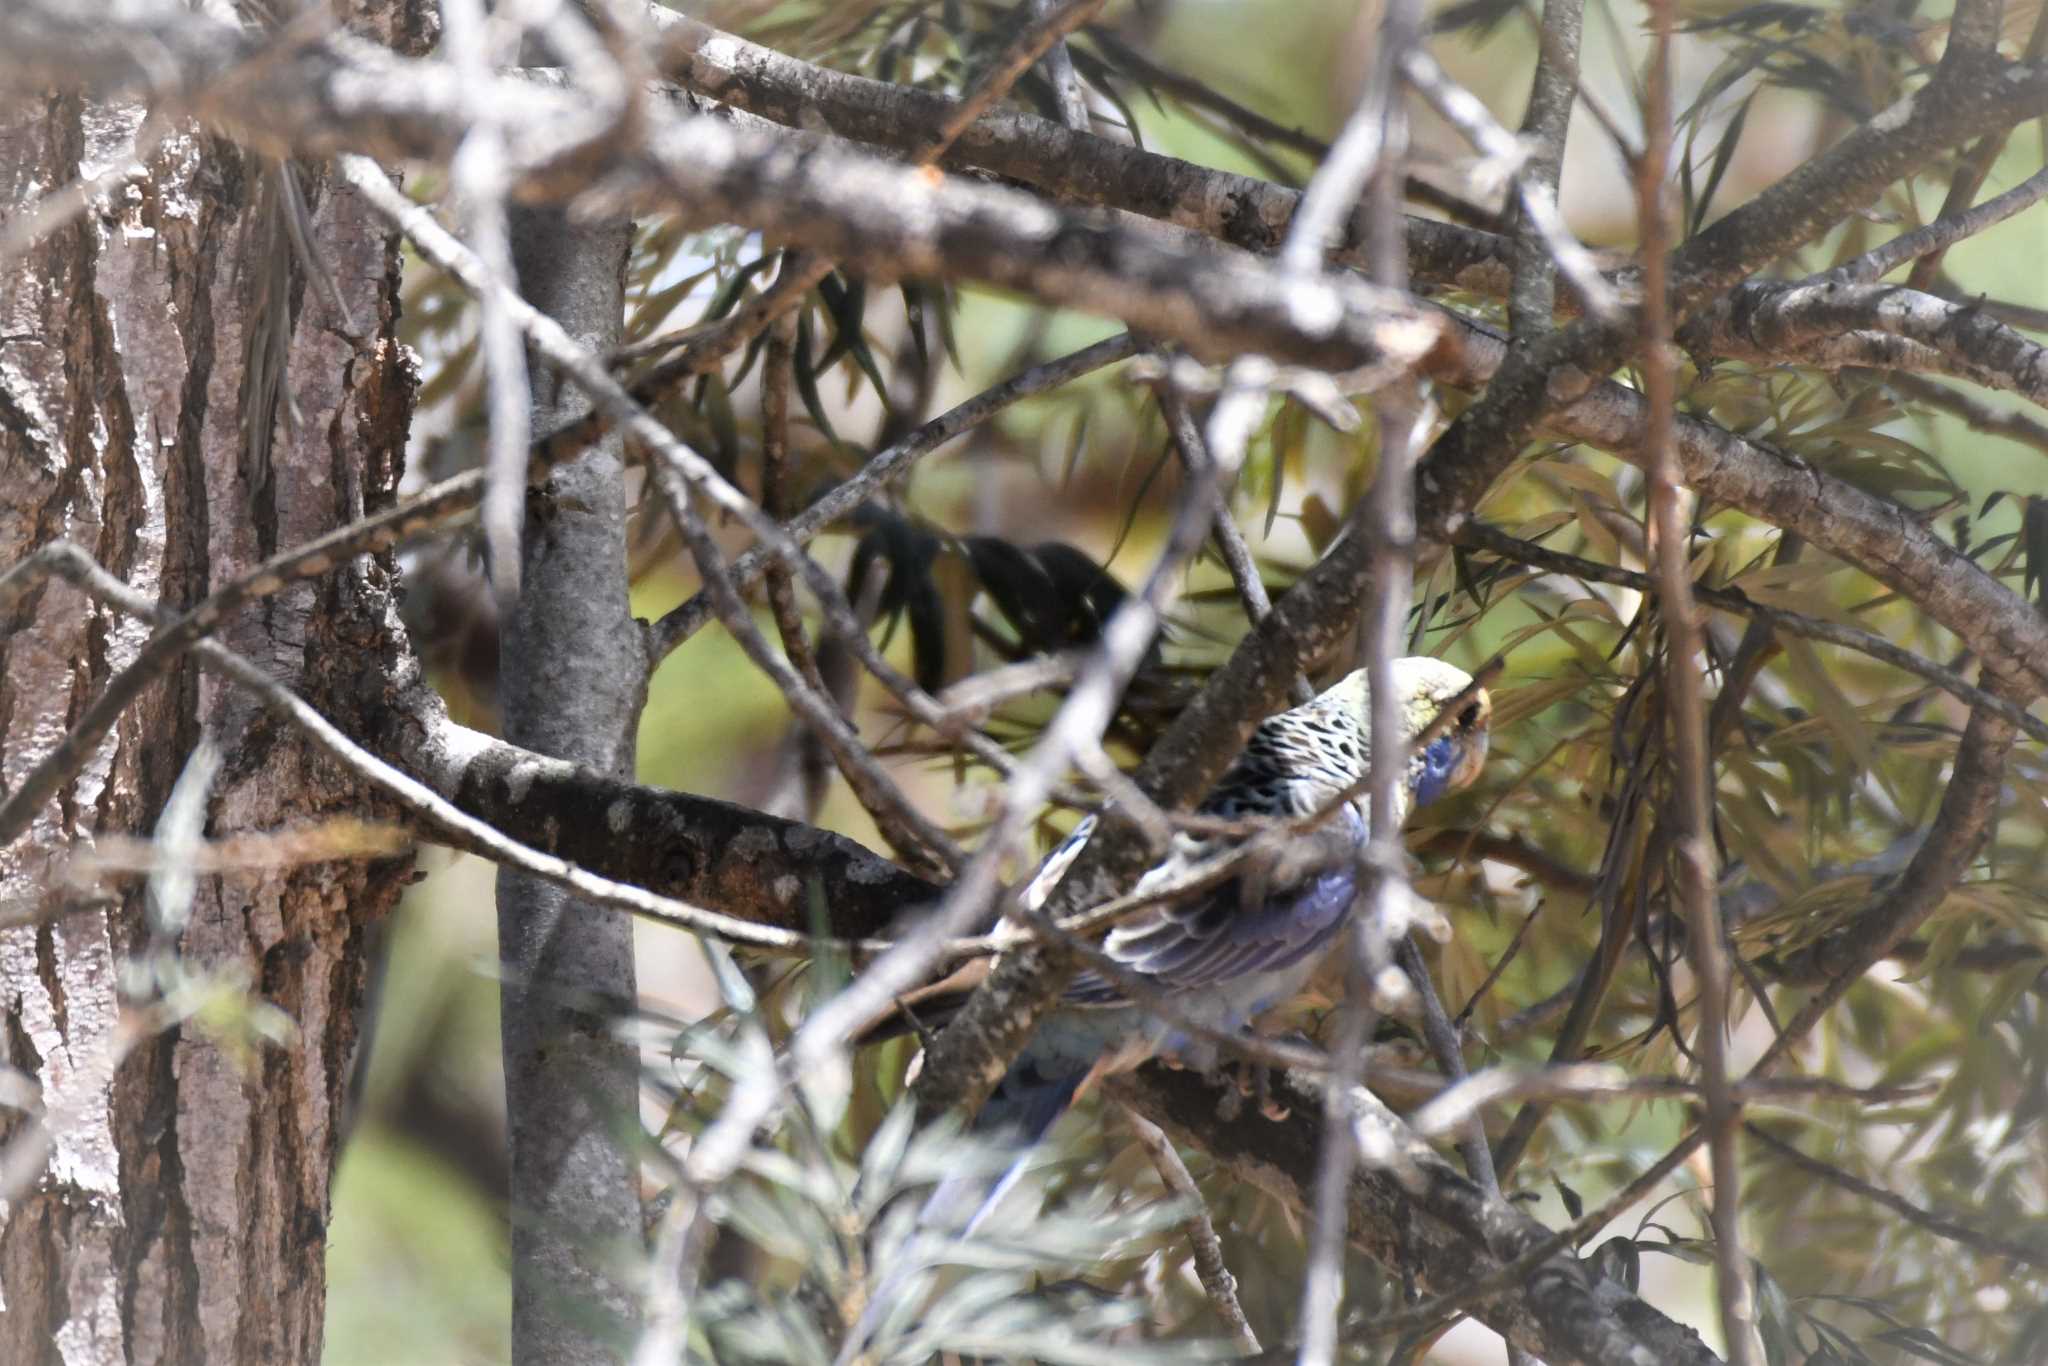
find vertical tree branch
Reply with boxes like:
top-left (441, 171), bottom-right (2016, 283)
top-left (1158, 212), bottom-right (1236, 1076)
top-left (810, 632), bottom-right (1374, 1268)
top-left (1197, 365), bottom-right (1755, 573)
top-left (1636, 0), bottom-right (1753, 1359)
top-left (498, 61), bottom-right (647, 1363)
top-left (757, 302), bottom-right (840, 823)
top-left (1395, 937), bottom-right (1532, 1365)
top-left (1157, 387), bottom-right (1289, 684)
top-left (443, 0), bottom-right (532, 604)
top-left (1030, 0), bottom-right (1093, 132)
top-left (1508, 0), bottom-right (1584, 335)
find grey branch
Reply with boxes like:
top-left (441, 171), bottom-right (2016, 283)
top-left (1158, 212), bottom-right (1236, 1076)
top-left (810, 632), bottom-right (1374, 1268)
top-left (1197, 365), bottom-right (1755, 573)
top-left (1686, 278), bottom-right (2048, 409)
top-left (0, 4), bottom-right (1444, 375)
top-left (647, 9), bottom-right (1522, 295)
top-left (1115, 1066), bottom-right (1725, 1366)
top-left (9, 542), bottom-right (917, 956)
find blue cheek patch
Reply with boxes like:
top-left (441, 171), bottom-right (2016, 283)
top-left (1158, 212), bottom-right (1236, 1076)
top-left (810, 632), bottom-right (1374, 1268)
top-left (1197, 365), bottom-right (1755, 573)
top-left (1410, 735), bottom-right (1460, 808)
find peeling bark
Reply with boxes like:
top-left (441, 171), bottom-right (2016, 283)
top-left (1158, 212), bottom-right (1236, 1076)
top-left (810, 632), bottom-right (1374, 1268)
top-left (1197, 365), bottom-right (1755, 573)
top-left (0, 5), bottom-right (425, 1362)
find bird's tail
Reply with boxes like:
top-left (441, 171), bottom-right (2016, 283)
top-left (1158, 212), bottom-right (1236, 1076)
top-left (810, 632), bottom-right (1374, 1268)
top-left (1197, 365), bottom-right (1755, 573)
top-left (922, 1064), bottom-right (1085, 1237)
top-left (836, 1064), bottom-right (1086, 1364)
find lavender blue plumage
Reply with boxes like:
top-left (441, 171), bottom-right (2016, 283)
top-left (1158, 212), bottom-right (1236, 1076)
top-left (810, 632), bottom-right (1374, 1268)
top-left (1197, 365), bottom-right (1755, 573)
top-left (955, 657), bottom-right (1493, 1212)
top-left (830, 660), bottom-right (1493, 1363)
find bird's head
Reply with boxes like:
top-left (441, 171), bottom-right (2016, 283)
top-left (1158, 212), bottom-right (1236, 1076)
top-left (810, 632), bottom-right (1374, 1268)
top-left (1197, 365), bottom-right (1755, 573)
top-left (1336, 657), bottom-right (1492, 810)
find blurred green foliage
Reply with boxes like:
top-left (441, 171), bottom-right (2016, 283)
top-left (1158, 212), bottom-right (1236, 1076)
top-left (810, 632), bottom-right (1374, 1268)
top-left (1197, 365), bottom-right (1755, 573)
top-left (328, 1), bottom-right (2048, 1361)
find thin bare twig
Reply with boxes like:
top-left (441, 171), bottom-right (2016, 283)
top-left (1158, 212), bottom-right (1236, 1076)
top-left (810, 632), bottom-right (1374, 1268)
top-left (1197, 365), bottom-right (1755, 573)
top-left (644, 331), bottom-right (1140, 657)
top-left (1395, 937), bottom-right (1533, 1365)
top-left (1155, 385), bottom-right (1296, 697)
top-left (1827, 165), bottom-right (2048, 285)
top-left (1888, 373), bottom-right (2048, 457)
top-left (1905, 4), bottom-right (2048, 292)
top-left (932, 653), bottom-right (1086, 720)
top-left (1120, 1106), bottom-right (1261, 1354)
top-left (607, 251), bottom-right (822, 365)
top-left (755, 300), bottom-right (840, 824)
top-left (1637, 0), bottom-right (1753, 1350)
top-left (758, 307), bottom-right (825, 699)
top-left (1400, 45), bottom-right (1618, 321)
top-left (651, 462), bottom-right (965, 873)
top-left (911, 0), bottom-right (1107, 162)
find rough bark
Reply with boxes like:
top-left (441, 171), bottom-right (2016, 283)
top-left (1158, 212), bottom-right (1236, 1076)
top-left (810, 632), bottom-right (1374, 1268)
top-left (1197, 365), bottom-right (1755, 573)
top-left (0, 19), bottom-right (424, 1366)
top-left (0, 6), bottom-right (2035, 1360)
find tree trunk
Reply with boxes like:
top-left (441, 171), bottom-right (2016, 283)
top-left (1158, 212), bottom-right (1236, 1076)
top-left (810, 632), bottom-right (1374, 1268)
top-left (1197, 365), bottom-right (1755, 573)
top-left (0, 4), bottom-right (430, 1361)
top-left (495, 197), bottom-right (646, 1363)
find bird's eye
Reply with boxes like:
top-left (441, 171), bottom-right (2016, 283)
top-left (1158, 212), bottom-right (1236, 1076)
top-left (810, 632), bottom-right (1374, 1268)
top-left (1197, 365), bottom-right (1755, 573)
top-left (1456, 702), bottom-right (1482, 730)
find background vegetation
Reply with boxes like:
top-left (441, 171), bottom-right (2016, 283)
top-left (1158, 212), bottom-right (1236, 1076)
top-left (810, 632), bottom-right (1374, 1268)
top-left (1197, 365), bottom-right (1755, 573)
top-left (327, 3), bottom-right (2048, 1362)
top-left (3, 0), bottom-right (2044, 1363)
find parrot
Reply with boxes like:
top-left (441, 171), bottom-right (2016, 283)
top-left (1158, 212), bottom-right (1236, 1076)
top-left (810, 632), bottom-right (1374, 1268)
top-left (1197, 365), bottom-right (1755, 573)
top-left (888, 656), bottom-right (1493, 1226)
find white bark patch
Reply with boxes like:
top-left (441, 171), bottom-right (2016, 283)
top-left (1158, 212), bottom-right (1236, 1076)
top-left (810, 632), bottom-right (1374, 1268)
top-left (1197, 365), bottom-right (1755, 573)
top-left (772, 874), bottom-right (801, 906)
top-left (1869, 95), bottom-right (1915, 133)
top-left (1007, 198), bottom-right (1063, 243)
top-left (1279, 277), bottom-right (1343, 337)
top-left (431, 716), bottom-right (497, 770)
top-left (782, 822), bottom-right (827, 853)
top-left (503, 757), bottom-right (544, 803)
top-left (51, 1242), bottom-right (123, 1366)
top-left (844, 856), bottom-right (897, 885)
top-left (729, 825), bottom-right (777, 862)
top-left (146, 130), bottom-right (205, 225)
top-left (1379, 314), bottom-right (1444, 366)
top-left (0, 920), bottom-right (126, 1205)
top-left (0, 364), bottom-right (56, 474)
top-left (696, 35), bottom-right (745, 89)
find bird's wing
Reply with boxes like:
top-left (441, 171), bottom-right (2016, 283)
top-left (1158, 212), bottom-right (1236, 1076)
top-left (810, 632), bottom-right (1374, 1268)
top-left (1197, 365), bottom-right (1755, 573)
top-left (1062, 805), bottom-right (1366, 1005)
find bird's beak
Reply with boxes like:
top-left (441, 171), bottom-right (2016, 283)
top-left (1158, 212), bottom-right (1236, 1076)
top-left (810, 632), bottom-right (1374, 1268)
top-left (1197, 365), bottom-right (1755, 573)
top-left (1447, 690), bottom-right (1492, 791)
top-left (1451, 729), bottom-right (1489, 790)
